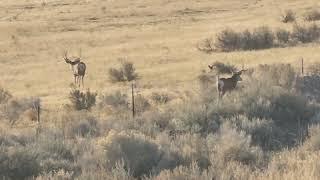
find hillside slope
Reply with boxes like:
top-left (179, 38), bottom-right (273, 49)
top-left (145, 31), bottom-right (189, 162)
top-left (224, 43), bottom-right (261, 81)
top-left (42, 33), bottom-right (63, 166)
top-left (0, 0), bottom-right (319, 106)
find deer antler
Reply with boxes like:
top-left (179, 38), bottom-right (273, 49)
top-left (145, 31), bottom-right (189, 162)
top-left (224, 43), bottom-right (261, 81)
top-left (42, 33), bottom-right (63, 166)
top-left (78, 48), bottom-right (82, 60)
top-left (63, 51), bottom-right (68, 59)
top-left (236, 69), bottom-right (248, 74)
top-left (64, 50), bottom-right (72, 64)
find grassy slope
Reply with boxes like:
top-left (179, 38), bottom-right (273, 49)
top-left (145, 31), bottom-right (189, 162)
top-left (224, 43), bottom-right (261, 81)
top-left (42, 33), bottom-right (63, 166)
top-left (0, 0), bottom-right (319, 106)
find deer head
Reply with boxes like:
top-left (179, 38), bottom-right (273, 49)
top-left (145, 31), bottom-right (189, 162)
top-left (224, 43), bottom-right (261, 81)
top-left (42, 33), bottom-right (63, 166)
top-left (208, 64), bottom-right (214, 70)
top-left (64, 51), bottom-right (80, 65)
top-left (217, 69), bottom-right (247, 98)
top-left (231, 69), bottom-right (247, 81)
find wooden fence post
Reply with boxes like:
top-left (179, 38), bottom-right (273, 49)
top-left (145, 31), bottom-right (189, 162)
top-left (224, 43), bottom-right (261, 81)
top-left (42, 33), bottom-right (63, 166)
top-left (35, 102), bottom-right (41, 136)
top-left (131, 83), bottom-right (135, 118)
top-left (301, 58), bottom-right (304, 76)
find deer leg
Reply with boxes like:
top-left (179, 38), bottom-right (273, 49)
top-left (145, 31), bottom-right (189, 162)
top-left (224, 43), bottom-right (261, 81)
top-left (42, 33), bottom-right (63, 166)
top-left (81, 76), bottom-right (84, 88)
top-left (221, 91), bottom-right (226, 97)
top-left (74, 75), bottom-right (76, 85)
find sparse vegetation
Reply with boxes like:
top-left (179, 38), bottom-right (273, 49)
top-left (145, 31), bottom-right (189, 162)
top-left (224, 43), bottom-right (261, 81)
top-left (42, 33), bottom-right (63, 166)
top-left (99, 91), bottom-right (129, 111)
top-left (291, 24), bottom-right (320, 43)
top-left (109, 61), bottom-right (138, 83)
top-left (3, 1), bottom-right (320, 179)
top-left (151, 92), bottom-right (171, 104)
top-left (0, 97), bottom-right (40, 125)
top-left (281, 10), bottom-right (296, 23)
top-left (199, 24), bottom-right (320, 52)
top-left (214, 26), bottom-right (275, 52)
top-left (134, 94), bottom-right (151, 114)
top-left (0, 88), bottom-right (12, 104)
top-left (276, 28), bottom-right (291, 44)
top-left (2, 62), bottom-right (320, 179)
top-left (69, 88), bottom-right (97, 111)
top-left (304, 9), bottom-right (320, 21)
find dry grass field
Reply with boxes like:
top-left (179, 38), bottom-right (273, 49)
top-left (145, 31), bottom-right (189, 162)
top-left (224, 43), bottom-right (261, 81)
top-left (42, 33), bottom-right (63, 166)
top-left (0, 0), bottom-right (319, 106)
top-left (2, 0), bottom-right (320, 179)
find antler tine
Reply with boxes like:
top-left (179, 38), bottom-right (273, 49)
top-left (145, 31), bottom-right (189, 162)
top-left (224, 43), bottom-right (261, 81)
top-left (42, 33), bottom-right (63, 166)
top-left (63, 50), bottom-right (68, 58)
top-left (78, 48), bottom-right (82, 59)
top-left (239, 69), bottom-right (248, 73)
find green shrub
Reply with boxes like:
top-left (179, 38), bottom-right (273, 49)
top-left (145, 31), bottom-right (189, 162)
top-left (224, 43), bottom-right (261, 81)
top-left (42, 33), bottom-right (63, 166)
top-left (109, 68), bottom-right (125, 82)
top-left (215, 28), bottom-right (241, 52)
top-left (172, 102), bottom-right (219, 135)
top-left (68, 115), bottom-right (100, 138)
top-left (207, 124), bottom-right (264, 167)
top-left (69, 88), bottom-right (97, 110)
top-left (251, 26), bottom-right (275, 49)
top-left (276, 29), bottom-right (291, 44)
top-left (34, 133), bottom-right (80, 175)
top-left (214, 26), bottom-right (274, 51)
top-left (227, 115), bottom-right (286, 151)
top-left (291, 24), bottom-right (320, 43)
top-left (102, 130), bottom-right (162, 177)
top-left (122, 61), bottom-right (138, 81)
top-left (0, 147), bottom-right (41, 179)
top-left (108, 61), bottom-right (138, 83)
top-left (295, 74), bottom-right (320, 102)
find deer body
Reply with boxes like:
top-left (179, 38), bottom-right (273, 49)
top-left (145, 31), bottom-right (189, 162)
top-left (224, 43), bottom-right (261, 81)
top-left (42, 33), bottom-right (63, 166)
top-left (208, 63), bottom-right (246, 98)
top-left (217, 72), bottom-right (242, 97)
top-left (64, 53), bottom-right (86, 87)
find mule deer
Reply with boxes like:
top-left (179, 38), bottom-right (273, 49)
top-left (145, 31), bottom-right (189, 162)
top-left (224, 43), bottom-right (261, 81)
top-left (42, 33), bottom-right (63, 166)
top-left (209, 64), bottom-right (247, 98)
top-left (64, 51), bottom-right (86, 87)
top-left (216, 70), bottom-right (247, 98)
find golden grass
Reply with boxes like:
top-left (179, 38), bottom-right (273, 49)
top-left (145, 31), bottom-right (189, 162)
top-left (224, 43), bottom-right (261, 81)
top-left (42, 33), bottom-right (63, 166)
top-left (0, 0), bottom-right (320, 107)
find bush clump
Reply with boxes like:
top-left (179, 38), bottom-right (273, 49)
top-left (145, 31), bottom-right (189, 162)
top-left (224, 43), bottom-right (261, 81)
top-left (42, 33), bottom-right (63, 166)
top-left (0, 97), bottom-right (40, 125)
top-left (207, 124), bottom-right (264, 167)
top-left (291, 24), bottom-right (320, 43)
top-left (134, 94), bottom-right (151, 114)
top-left (252, 63), bottom-right (296, 89)
top-left (101, 130), bottom-right (162, 177)
top-left (199, 24), bottom-right (320, 53)
top-left (69, 88), bottom-right (97, 111)
top-left (99, 91), bottom-right (129, 111)
top-left (304, 9), bottom-right (320, 21)
top-left (0, 88), bottom-right (12, 104)
top-left (215, 29), bottom-right (241, 52)
top-left (276, 29), bottom-right (291, 44)
top-left (151, 92), bottom-right (171, 105)
top-left (214, 26), bottom-right (274, 52)
top-left (66, 114), bottom-right (100, 138)
top-left (0, 147), bottom-right (41, 179)
top-left (109, 61), bottom-right (138, 83)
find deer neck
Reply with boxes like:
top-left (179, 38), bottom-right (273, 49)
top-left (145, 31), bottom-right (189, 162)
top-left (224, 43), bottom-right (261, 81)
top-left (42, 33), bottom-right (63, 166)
top-left (70, 64), bottom-right (79, 75)
top-left (231, 76), bottom-right (239, 86)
